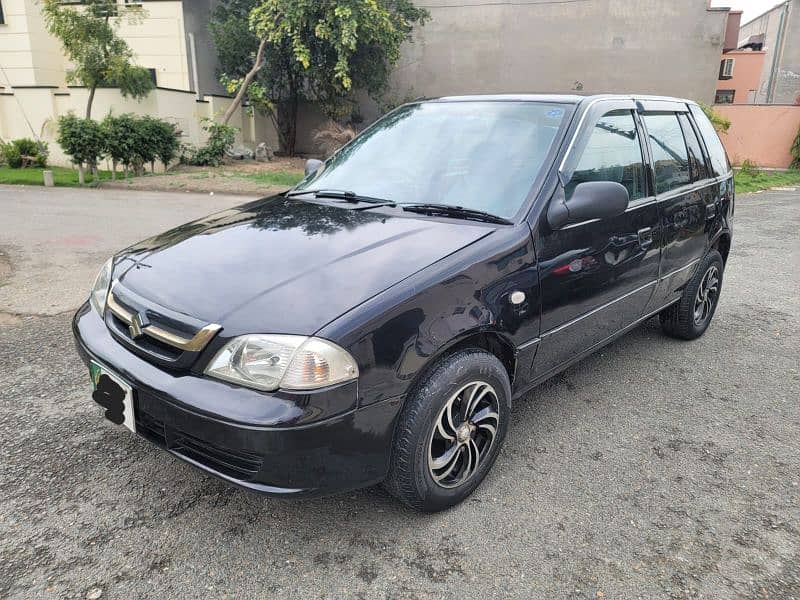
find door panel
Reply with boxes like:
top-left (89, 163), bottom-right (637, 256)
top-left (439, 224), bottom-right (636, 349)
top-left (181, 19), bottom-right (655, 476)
top-left (534, 105), bottom-right (660, 376)
top-left (643, 111), bottom-right (713, 308)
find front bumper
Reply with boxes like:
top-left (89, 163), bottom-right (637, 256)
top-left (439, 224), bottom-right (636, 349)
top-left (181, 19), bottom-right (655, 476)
top-left (72, 303), bottom-right (403, 497)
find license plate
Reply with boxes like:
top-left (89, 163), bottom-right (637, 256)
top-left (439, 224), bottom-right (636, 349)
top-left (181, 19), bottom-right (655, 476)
top-left (89, 361), bottom-right (136, 433)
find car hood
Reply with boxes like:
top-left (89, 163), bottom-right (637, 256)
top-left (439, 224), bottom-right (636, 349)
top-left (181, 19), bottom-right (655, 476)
top-left (114, 196), bottom-right (495, 335)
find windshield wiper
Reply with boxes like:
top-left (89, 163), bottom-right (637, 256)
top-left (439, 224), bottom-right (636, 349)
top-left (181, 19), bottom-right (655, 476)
top-left (285, 188), bottom-right (393, 205)
top-left (400, 203), bottom-right (512, 225)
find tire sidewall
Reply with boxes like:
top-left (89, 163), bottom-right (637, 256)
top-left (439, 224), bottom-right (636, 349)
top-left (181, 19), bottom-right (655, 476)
top-left (405, 351), bottom-right (511, 511)
top-left (686, 251), bottom-right (724, 336)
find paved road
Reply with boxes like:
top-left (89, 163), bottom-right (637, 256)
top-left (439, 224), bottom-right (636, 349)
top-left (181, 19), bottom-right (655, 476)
top-left (1, 187), bottom-right (798, 599)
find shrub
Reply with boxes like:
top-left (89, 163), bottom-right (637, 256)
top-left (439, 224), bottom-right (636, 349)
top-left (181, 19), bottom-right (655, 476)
top-left (102, 113), bottom-right (138, 178)
top-left (792, 124), bottom-right (800, 169)
top-left (739, 159), bottom-right (760, 177)
top-left (0, 138), bottom-right (48, 168)
top-left (57, 114), bottom-right (104, 184)
top-left (699, 102), bottom-right (731, 134)
top-left (312, 121), bottom-right (357, 158)
top-left (180, 120), bottom-right (236, 167)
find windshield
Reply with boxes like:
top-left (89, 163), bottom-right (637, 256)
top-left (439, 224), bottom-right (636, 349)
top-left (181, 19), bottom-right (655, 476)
top-left (294, 101), bottom-right (569, 219)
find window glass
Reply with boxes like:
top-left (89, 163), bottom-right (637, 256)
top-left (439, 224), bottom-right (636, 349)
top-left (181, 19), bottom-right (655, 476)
top-left (689, 104), bottom-right (731, 177)
top-left (642, 113), bottom-right (690, 194)
top-left (678, 113), bottom-right (709, 182)
top-left (297, 102), bottom-right (567, 219)
top-left (566, 110), bottom-right (646, 202)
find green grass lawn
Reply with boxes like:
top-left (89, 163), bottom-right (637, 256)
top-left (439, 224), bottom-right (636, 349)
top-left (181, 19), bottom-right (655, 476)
top-left (734, 168), bottom-right (800, 194)
top-left (238, 170), bottom-right (305, 187)
top-left (0, 166), bottom-right (113, 187)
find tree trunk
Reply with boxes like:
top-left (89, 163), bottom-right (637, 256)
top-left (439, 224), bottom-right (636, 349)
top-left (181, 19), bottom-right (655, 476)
top-left (221, 38), bottom-right (267, 125)
top-left (86, 85), bottom-right (97, 119)
top-left (78, 164), bottom-right (85, 186)
top-left (111, 159), bottom-right (117, 181)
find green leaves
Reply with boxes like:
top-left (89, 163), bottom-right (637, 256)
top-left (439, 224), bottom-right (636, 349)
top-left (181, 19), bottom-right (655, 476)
top-left (41, 0), bottom-right (154, 116)
top-left (56, 114), bottom-right (105, 166)
top-left (0, 139), bottom-right (49, 169)
top-left (211, 0), bottom-right (428, 153)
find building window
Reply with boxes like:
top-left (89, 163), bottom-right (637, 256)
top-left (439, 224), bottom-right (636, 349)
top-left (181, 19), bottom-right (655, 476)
top-left (719, 58), bottom-right (735, 80)
top-left (715, 89), bottom-right (735, 104)
top-left (147, 68), bottom-right (157, 86)
top-left (0, 1), bottom-right (5, 25)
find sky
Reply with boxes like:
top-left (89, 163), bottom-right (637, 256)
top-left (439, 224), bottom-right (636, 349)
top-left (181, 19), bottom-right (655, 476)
top-left (709, 0), bottom-right (785, 23)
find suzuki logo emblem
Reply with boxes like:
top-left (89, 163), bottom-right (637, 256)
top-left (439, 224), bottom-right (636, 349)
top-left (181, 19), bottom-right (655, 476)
top-left (129, 312), bottom-right (148, 339)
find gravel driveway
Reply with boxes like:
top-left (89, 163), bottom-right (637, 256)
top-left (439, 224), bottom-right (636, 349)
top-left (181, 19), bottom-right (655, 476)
top-left (0, 186), bottom-right (798, 599)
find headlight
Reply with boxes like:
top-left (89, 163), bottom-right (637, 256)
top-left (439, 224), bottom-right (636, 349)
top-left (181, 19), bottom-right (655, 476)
top-left (90, 258), bottom-right (113, 315)
top-left (204, 334), bottom-right (359, 391)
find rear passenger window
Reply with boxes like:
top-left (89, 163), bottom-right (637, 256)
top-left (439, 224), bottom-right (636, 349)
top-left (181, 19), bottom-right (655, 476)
top-left (567, 110), bottom-right (646, 202)
top-left (689, 104), bottom-right (731, 177)
top-left (642, 113), bottom-right (690, 194)
top-left (678, 113), bottom-right (709, 181)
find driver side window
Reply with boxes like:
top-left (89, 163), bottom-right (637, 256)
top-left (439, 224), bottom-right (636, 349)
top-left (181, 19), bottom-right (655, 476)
top-left (566, 110), bottom-right (646, 202)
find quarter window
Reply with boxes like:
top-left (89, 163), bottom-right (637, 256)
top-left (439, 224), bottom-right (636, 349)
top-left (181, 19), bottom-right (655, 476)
top-left (678, 113), bottom-right (709, 182)
top-left (642, 113), bottom-right (690, 195)
top-left (566, 110), bottom-right (646, 202)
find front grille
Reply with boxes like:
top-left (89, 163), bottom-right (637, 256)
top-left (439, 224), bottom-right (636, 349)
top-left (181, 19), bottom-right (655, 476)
top-left (108, 312), bottom-right (183, 361)
top-left (135, 410), bottom-right (262, 482)
top-left (104, 283), bottom-right (220, 370)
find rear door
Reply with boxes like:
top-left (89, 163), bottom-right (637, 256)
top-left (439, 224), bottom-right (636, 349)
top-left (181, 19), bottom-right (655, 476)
top-left (640, 103), bottom-right (714, 310)
top-left (533, 99), bottom-right (660, 376)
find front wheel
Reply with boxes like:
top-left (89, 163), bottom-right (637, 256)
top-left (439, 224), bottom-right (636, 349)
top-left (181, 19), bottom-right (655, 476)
top-left (383, 349), bottom-right (511, 512)
top-left (660, 250), bottom-right (724, 340)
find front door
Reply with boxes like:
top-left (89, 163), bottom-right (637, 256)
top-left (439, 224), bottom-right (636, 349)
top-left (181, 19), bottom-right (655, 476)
top-left (533, 101), bottom-right (661, 376)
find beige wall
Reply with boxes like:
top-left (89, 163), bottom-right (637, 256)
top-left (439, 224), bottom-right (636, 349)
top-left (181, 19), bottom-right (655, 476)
top-left (0, 0), bottom-right (192, 91)
top-left (0, 87), bottom-right (279, 169)
top-left (383, 0), bottom-right (730, 110)
top-left (714, 104), bottom-right (800, 168)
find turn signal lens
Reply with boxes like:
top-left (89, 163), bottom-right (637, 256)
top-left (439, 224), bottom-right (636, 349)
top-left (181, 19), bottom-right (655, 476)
top-left (204, 335), bottom-right (358, 392)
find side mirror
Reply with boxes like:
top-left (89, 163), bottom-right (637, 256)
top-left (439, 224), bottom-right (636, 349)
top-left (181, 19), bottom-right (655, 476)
top-left (304, 158), bottom-right (324, 177)
top-left (547, 181), bottom-right (629, 229)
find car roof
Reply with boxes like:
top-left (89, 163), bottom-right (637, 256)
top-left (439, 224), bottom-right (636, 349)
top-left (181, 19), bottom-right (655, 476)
top-left (426, 93), bottom-right (698, 107)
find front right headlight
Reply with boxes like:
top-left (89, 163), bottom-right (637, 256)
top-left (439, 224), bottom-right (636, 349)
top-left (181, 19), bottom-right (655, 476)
top-left (204, 334), bottom-right (359, 392)
top-left (89, 258), bottom-right (113, 315)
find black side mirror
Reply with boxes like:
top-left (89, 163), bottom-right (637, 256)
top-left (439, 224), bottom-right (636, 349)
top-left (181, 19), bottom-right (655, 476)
top-left (547, 181), bottom-right (630, 229)
top-left (304, 158), bottom-right (324, 177)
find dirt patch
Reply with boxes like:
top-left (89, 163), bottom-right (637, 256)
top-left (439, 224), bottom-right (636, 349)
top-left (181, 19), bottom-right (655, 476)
top-left (100, 158), bottom-right (306, 197)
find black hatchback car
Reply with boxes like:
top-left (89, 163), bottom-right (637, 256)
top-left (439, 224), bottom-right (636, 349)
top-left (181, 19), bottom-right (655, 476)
top-left (74, 94), bottom-right (733, 511)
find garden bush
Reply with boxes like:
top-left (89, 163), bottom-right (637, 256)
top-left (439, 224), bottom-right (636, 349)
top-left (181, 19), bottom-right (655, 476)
top-left (792, 124), bottom-right (800, 169)
top-left (180, 120), bottom-right (236, 167)
top-left (0, 138), bottom-right (49, 168)
top-left (56, 114), bottom-right (105, 184)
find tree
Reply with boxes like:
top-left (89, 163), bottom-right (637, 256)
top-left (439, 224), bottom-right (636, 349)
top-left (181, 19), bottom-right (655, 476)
top-left (41, 0), bottom-right (154, 118)
top-left (210, 0), bottom-right (428, 155)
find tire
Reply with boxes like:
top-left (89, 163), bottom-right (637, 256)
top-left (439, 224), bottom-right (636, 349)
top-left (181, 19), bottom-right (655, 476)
top-left (383, 349), bottom-right (511, 512)
top-left (660, 250), bottom-right (724, 340)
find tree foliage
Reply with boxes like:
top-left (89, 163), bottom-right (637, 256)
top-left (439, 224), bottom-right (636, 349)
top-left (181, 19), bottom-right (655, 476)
top-left (0, 138), bottom-right (49, 168)
top-left (41, 0), bottom-right (154, 118)
top-left (210, 0), bottom-right (428, 155)
top-left (699, 103), bottom-right (731, 134)
top-left (180, 120), bottom-right (237, 167)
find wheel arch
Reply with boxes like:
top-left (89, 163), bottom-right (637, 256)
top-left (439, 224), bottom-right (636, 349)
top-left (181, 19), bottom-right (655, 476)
top-left (711, 230), bottom-right (732, 265)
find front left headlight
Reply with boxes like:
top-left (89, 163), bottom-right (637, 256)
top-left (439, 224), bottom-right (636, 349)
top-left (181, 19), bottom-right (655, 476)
top-left (204, 334), bottom-right (359, 392)
top-left (90, 258), bottom-right (113, 315)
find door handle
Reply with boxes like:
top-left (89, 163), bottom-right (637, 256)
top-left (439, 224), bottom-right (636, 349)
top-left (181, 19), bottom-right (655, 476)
top-left (637, 227), bottom-right (653, 249)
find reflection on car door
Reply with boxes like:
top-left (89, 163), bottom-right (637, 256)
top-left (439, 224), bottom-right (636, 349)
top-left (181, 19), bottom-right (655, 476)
top-left (640, 106), bottom-right (712, 310)
top-left (533, 101), bottom-right (660, 377)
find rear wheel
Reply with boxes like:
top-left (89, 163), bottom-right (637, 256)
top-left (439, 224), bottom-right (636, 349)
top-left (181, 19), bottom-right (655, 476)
top-left (660, 250), bottom-right (724, 340)
top-left (383, 349), bottom-right (511, 512)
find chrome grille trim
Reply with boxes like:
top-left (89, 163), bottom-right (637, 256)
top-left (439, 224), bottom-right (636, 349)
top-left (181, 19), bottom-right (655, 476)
top-left (106, 284), bottom-right (222, 352)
